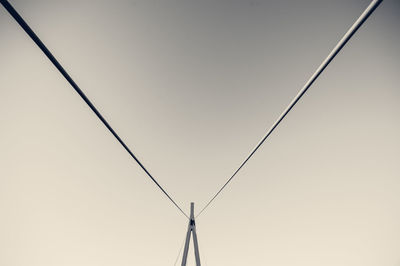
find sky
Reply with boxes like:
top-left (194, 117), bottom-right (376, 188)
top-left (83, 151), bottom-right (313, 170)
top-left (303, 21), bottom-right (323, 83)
top-left (0, 0), bottom-right (399, 265)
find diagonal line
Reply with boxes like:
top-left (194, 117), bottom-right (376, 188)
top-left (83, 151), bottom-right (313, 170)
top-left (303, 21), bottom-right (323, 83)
top-left (0, 0), bottom-right (189, 219)
top-left (173, 235), bottom-right (186, 266)
top-left (196, 0), bottom-right (383, 218)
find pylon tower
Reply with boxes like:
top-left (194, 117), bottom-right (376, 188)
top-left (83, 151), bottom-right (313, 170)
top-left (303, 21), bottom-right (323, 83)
top-left (181, 202), bottom-right (201, 266)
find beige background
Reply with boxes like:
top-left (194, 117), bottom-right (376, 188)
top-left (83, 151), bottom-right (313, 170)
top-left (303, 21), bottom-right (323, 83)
top-left (1, 0), bottom-right (399, 265)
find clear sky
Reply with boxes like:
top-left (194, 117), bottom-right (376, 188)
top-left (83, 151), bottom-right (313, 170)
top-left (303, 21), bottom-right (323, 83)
top-left (1, 0), bottom-right (399, 265)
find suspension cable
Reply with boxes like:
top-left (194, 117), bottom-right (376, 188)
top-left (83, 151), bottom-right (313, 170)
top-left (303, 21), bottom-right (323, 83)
top-left (196, 0), bottom-right (383, 218)
top-left (0, 0), bottom-right (189, 219)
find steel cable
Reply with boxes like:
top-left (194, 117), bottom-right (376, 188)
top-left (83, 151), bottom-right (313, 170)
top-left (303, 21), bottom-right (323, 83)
top-left (196, 0), bottom-right (383, 218)
top-left (0, 0), bottom-right (189, 219)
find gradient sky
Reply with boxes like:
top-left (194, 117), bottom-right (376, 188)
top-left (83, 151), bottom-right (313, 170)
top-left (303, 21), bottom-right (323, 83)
top-left (1, 0), bottom-right (399, 265)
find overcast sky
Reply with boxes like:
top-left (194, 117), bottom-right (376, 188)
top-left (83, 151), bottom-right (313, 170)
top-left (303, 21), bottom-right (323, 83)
top-left (1, 0), bottom-right (399, 265)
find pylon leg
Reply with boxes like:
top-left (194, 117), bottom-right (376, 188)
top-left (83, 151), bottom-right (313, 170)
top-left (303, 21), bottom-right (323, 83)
top-left (181, 221), bottom-right (192, 266)
top-left (192, 226), bottom-right (201, 265)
